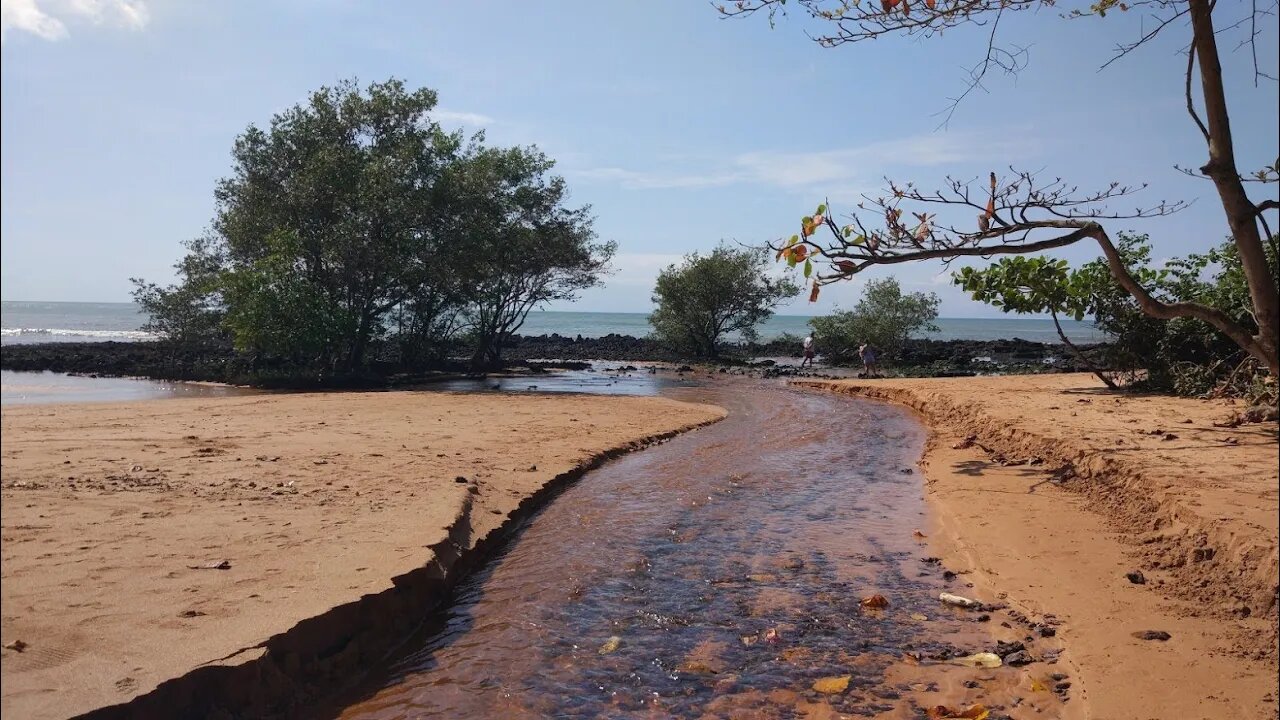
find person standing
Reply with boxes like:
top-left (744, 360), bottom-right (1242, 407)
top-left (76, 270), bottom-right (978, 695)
top-left (858, 343), bottom-right (879, 378)
top-left (801, 333), bottom-right (816, 368)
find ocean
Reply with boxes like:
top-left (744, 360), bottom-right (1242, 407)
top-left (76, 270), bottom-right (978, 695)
top-left (0, 301), bottom-right (1109, 345)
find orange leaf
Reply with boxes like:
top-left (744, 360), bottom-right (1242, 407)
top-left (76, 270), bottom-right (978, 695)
top-left (882, 0), bottom-right (900, 11)
top-left (989, 171), bottom-right (997, 192)
top-left (836, 260), bottom-right (856, 273)
top-left (985, 196), bottom-right (995, 217)
top-left (860, 594), bottom-right (889, 609)
top-left (926, 0), bottom-right (936, 7)
top-left (808, 282), bottom-right (820, 303)
top-left (792, 245), bottom-right (808, 261)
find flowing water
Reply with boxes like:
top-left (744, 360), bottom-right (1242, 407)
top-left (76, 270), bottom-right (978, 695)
top-left (334, 379), bottom-right (1066, 719)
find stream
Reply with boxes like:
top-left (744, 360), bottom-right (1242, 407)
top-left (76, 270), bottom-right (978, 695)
top-left (334, 376), bottom-right (1065, 719)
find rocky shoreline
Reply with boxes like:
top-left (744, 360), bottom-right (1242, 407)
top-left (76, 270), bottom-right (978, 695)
top-left (0, 334), bottom-right (1104, 387)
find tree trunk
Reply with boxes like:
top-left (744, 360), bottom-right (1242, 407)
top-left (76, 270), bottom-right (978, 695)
top-left (1188, 0), bottom-right (1280, 377)
top-left (1051, 310), bottom-right (1117, 389)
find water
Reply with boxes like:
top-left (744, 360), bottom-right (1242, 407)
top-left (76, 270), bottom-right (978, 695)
top-left (333, 379), bottom-right (1065, 719)
top-left (0, 370), bottom-right (258, 406)
top-left (1, 301), bottom-right (1108, 345)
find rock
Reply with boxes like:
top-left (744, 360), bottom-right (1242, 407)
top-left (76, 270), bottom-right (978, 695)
top-left (454, 476), bottom-right (468, 483)
top-left (1132, 630), bottom-right (1171, 641)
top-left (939, 592), bottom-right (979, 608)
top-left (178, 610), bottom-right (207, 618)
top-left (1050, 672), bottom-right (1069, 681)
top-left (1038, 625), bottom-right (1056, 637)
top-left (1003, 650), bottom-right (1034, 666)
top-left (1055, 681), bottom-right (1072, 691)
top-left (4, 640), bottom-right (28, 652)
top-left (1125, 570), bottom-right (1146, 584)
top-left (130, 464), bottom-right (143, 472)
top-left (995, 640), bottom-right (1025, 657)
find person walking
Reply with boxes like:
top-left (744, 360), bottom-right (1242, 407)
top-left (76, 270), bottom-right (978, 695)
top-left (800, 333), bottom-right (816, 368)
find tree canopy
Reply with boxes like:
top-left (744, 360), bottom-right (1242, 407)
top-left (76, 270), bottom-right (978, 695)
top-left (723, 0), bottom-right (1279, 377)
top-left (808, 277), bottom-right (940, 363)
top-left (134, 78), bottom-right (610, 378)
top-left (649, 244), bottom-right (800, 358)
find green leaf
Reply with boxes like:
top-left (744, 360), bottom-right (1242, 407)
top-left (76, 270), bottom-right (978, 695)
top-left (804, 258), bottom-right (813, 278)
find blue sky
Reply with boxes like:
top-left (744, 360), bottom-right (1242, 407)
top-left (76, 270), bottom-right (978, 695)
top-left (2, 0), bottom-right (1276, 316)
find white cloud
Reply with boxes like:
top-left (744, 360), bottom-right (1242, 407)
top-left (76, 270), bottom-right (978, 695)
top-left (571, 130), bottom-right (1036, 193)
top-left (1, 0), bottom-right (148, 43)
top-left (433, 109), bottom-right (494, 127)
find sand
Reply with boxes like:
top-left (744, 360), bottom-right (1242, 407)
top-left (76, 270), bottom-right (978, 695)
top-left (0, 390), bottom-right (725, 719)
top-left (798, 373), bottom-right (1279, 719)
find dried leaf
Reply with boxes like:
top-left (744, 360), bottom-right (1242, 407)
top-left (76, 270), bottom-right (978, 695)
top-left (910, 613), bottom-right (929, 621)
top-left (926, 0), bottom-right (937, 7)
top-left (928, 706), bottom-right (991, 720)
top-left (989, 171), bottom-right (997, 192)
top-left (792, 245), bottom-right (808, 261)
top-left (912, 529), bottom-right (927, 539)
top-left (860, 594), bottom-right (889, 609)
top-left (985, 196), bottom-right (995, 217)
top-left (836, 260), bottom-right (856, 273)
top-left (598, 635), bottom-right (622, 654)
top-left (808, 282), bottom-right (820, 303)
top-left (1030, 676), bottom-right (1049, 692)
top-left (812, 674), bottom-right (851, 694)
top-left (952, 652), bottom-right (1002, 668)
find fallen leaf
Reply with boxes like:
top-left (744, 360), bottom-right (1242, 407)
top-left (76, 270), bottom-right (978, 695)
top-left (913, 529), bottom-right (927, 539)
top-left (927, 705), bottom-right (990, 720)
top-left (3, 640), bottom-right (28, 653)
top-left (187, 560), bottom-right (231, 570)
top-left (910, 613), bottom-right (929, 621)
top-left (902, 651), bottom-right (921, 665)
top-left (952, 652), bottom-right (1002, 668)
top-left (860, 594), bottom-right (890, 609)
top-left (812, 675), bottom-right (851, 694)
top-left (1030, 676), bottom-right (1049, 692)
top-left (598, 635), bottom-right (622, 654)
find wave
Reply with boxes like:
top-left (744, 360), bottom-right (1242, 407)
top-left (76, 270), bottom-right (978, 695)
top-left (0, 328), bottom-right (158, 341)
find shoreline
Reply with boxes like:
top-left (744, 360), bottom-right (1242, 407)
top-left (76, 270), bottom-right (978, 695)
top-left (797, 374), bottom-right (1279, 718)
top-left (0, 335), bottom-right (1103, 389)
top-left (0, 392), bottom-right (725, 719)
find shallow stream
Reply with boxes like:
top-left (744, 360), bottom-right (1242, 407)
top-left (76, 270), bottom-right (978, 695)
top-left (334, 378), bottom-right (1066, 719)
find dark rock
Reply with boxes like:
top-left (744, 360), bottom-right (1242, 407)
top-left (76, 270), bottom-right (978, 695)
top-left (1038, 625), bottom-right (1057, 637)
top-left (995, 640), bottom-right (1025, 657)
top-left (1125, 570), bottom-right (1147, 584)
top-left (454, 476), bottom-right (468, 483)
top-left (1132, 630), bottom-right (1172, 641)
top-left (1003, 650), bottom-right (1034, 666)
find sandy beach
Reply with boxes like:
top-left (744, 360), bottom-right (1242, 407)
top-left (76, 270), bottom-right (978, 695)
top-left (798, 373), bottom-right (1279, 719)
top-left (0, 390), bottom-right (725, 719)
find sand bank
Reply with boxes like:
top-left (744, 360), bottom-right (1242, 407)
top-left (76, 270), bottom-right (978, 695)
top-left (798, 373), bottom-right (1278, 719)
top-left (0, 390), bottom-right (725, 719)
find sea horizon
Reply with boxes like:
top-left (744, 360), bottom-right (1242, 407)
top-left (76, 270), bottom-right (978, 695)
top-left (0, 300), bottom-right (1109, 345)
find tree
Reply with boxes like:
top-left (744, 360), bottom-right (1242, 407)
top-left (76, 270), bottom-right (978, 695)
top-left (808, 277), bottom-right (939, 364)
top-left (212, 78), bottom-right (463, 372)
top-left (650, 244), bottom-right (800, 358)
top-left (722, 1), bottom-right (1280, 377)
top-left (952, 252), bottom-right (1145, 388)
top-left (450, 146), bottom-right (613, 368)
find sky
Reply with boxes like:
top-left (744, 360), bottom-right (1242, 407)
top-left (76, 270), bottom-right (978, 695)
top-left (2, 0), bottom-right (1276, 316)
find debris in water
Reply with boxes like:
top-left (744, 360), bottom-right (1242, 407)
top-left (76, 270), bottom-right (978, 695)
top-left (952, 652), bottom-right (1002, 668)
top-left (598, 636), bottom-right (621, 654)
top-left (910, 613), bottom-right (929, 621)
top-left (939, 592), bottom-right (979, 608)
top-left (913, 529), bottom-right (927, 539)
top-left (927, 704), bottom-right (990, 720)
top-left (860, 594), bottom-right (890, 609)
top-left (812, 675), bottom-right (851, 694)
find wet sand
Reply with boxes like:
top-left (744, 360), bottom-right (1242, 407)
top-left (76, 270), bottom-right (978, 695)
top-left (0, 391), bottom-right (725, 719)
top-left (799, 373), bottom-right (1279, 719)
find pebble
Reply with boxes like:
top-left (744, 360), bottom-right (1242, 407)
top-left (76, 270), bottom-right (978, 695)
top-left (1132, 630), bottom-right (1172, 641)
top-left (1126, 570), bottom-right (1147, 584)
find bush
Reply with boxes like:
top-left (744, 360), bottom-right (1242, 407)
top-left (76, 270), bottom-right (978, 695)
top-left (809, 277), bottom-right (939, 364)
